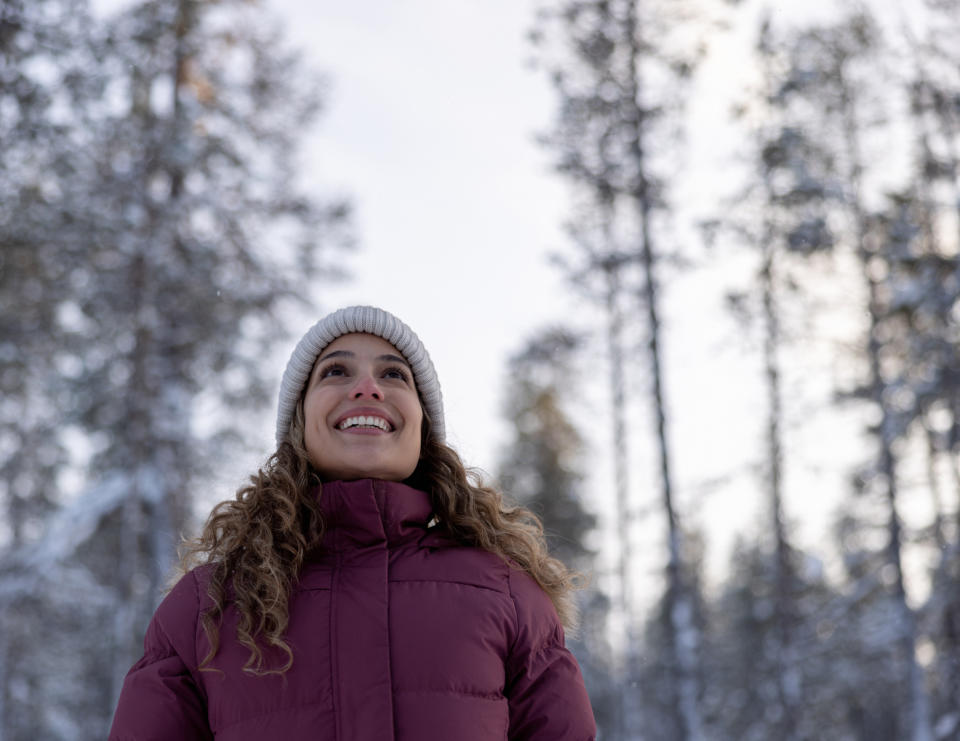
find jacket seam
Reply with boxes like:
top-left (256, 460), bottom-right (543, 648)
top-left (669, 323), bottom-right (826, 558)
top-left (383, 545), bottom-right (397, 741)
top-left (213, 698), bottom-right (333, 734)
top-left (389, 578), bottom-right (506, 594)
top-left (153, 574), bottom-right (198, 665)
top-left (189, 569), bottom-right (202, 669)
top-left (507, 569), bottom-right (521, 659)
top-left (331, 548), bottom-right (342, 741)
top-left (392, 688), bottom-right (505, 700)
top-left (188, 568), bottom-right (214, 701)
top-left (505, 570), bottom-right (560, 671)
top-left (525, 634), bottom-right (562, 668)
top-left (150, 610), bottom-right (178, 661)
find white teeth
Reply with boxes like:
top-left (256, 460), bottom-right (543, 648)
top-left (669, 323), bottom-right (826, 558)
top-left (337, 415), bottom-right (391, 431)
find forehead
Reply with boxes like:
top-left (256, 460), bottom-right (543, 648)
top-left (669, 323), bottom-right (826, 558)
top-left (321, 332), bottom-right (403, 357)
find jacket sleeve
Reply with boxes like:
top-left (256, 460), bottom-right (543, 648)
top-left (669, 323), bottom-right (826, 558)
top-left (505, 568), bottom-right (597, 741)
top-left (109, 570), bottom-right (213, 741)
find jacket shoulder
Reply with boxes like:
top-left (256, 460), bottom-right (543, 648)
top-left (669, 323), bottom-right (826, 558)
top-left (109, 567), bottom-right (213, 740)
top-left (504, 569), bottom-right (597, 739)
top-left (149, 566), bottom-right (210, 665)
top-left (506, 566), bottom-right (564, 652)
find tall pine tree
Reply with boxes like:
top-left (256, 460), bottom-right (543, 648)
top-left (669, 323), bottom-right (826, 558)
top-left (0, 1), bottom-right (351, 737)
top-left (530, 1), bottom-right (716, 734)
top-left (497, 327), bottom-right (616, 735)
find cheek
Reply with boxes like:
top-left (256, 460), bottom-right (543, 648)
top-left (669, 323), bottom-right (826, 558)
top-left (412, 418), bottom-right (424, 460)
top-left (401, 401), bottom-right (424, 454)
top-left (303, 389), bottom-right (331, 426)
top-left (407, 402), bottom-right (424, 438)
top-left (302, 393), bottom-right (333, 452)
top-left (302, 405), bottom-right (318, 438)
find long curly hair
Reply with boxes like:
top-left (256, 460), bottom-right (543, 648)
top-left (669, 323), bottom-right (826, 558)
top-left (180, 397), bottom-right (581, 676)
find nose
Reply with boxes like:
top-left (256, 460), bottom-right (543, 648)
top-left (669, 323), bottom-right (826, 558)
top-left (350, 373), bottom-right (383, 400)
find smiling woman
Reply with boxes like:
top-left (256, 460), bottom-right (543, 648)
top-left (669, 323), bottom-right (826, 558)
top-left (302, 334), bottom-right (424, 482)
top-left (108, 306), bottom-right (597, 741)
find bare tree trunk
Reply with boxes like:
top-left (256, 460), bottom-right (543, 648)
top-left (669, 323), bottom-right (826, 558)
top-left (623, 2), bottom-right (703, 737)
top-left (910, 23), bottom-right (960, 507)
top-left (838, 65), bottom-right (934, 741)
top-left (932, 89), bottom-right (960, 510)
top-left (754, 23), bottom-right (802, 732)
top-left (602, 252), bottom-right (634, 740)
top-left (759, 215), bottom-right (800, 740)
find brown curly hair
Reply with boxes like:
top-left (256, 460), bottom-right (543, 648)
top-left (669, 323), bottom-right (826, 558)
top-left (180, 398), bottom-right (581, 676)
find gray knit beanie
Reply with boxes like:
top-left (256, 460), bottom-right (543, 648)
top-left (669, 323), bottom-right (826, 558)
top-left (275, 306), bottom-right (445, 445)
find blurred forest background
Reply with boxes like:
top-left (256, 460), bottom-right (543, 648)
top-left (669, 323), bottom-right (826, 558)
top-left (2, 0), bottom-right (960, 739)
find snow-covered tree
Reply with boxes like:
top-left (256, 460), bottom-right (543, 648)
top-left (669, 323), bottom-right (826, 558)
top-left (530, 0), bottom-right (717, 735)
top-left (760, 11), bottom-right (940, 739)
top-left (0, 0), bottom-right (99, 549)
top-left (0, 1), bottom-right (105, 732)
top-left (497, 326), bottom-right (616, 735)
top-left (499, 327), bottom-right (595, 569)
top-left (895, 8), bottom-right (960, 727)
top-left (0, 0), bottom-right (351, 737)
top-left (698, 12), bottom-right (843, 737)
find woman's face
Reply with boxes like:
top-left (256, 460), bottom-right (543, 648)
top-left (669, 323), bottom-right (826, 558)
top-left (302, 333), bottom-right (424, 482)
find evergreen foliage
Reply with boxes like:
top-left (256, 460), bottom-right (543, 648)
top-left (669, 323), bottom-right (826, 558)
top-left (4, 0), bottom-right (960, 737)
top-left (499, 327), bottom-right (595, 569)
top-left (531, 1), bottom-right (715, 736)
top-left (497, 326), bottom-right (616, 735)
top-left (0, 1), bottom-right (349, 737)
top-left (533, 0), bottom-right (960, 738)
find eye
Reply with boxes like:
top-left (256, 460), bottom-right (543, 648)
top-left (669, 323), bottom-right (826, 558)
top-left (318, 362), bottom-right (347, 379)
top-left (383, 366), bottom-right (410, 382)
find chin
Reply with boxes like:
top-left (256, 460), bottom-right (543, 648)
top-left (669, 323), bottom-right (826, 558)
top-left (310, 445), bottom-right (416, 481)
top-left (319, 465), bottom-right (415, 483)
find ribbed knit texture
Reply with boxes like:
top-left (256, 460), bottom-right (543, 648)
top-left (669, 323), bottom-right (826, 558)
top-left (275, 306), bottom-right (444, 444)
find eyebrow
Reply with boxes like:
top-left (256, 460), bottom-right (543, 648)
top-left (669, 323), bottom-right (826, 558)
top-left (315, 350), bottom-right (410, 367)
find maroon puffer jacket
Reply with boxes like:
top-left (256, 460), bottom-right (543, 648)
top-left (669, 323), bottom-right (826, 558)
top-left (109, 479), bottom-right (597, 740)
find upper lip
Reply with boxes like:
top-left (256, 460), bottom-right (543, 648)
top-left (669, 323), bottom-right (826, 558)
top-left (333, 407), bottom-right (396, 431)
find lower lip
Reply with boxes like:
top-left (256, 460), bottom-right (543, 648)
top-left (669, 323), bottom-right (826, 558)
top-left (336, 427), bottom-right (391, 435)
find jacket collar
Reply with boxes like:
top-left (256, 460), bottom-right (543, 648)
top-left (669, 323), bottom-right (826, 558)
top-left (315, 479), bottom-right (434, 551)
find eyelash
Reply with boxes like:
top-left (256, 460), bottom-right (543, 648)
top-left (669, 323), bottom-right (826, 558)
top-left (317, 363), bottom-right (410, 383)
top-left (383, 366), bottom-right (410, 382)
top-left (318, 363), bottom-right (346, 379)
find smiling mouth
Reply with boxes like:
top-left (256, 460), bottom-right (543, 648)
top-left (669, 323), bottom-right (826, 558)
top-left (336, 415), bottom-right (393, 432)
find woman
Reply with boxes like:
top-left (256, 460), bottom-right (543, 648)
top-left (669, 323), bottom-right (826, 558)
top-left (110, 305), bottom-right (597, 740)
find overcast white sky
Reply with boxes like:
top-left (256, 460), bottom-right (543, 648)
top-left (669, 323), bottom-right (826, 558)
top-left (264, 0), bottom-right (579, 472)
top-left (258, 0), bottom-right (881, 600)
top-left (266, 0), bottom-right (951, 600)
top-left (88, 0), bottom-right (924, 602)
top-left (260, 0), bottom-right (854, 467)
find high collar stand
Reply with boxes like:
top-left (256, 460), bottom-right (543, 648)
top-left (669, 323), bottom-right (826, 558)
top-left (316, 479), bottom-right (434, 551)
